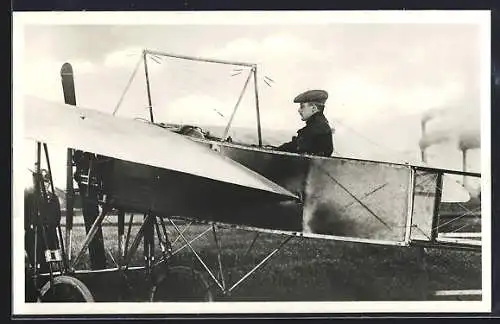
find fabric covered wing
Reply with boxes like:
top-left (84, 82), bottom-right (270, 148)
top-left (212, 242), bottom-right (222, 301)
top-left (23, 95), bottom-right (298, 200)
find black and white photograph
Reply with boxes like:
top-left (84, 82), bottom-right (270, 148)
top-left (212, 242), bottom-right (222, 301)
top-left (12, 10), bottom-right (491, 315)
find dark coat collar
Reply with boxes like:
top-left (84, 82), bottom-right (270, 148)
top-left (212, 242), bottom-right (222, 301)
top-left (305, 111), bottom-right (326, 126)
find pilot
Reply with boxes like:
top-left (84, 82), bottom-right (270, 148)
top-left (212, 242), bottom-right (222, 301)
top-left (277, 89), bottom-right (334, 157)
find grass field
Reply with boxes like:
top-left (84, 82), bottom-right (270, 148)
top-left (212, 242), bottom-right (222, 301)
top-left (50, 214), bottom-right (482, 303)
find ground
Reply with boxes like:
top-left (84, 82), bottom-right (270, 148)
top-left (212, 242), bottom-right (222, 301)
top-left (42, 215), bottom-right (482, 302)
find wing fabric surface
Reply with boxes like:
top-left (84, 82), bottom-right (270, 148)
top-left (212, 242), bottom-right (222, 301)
top-left (23, 95), bottom-right (297, 200)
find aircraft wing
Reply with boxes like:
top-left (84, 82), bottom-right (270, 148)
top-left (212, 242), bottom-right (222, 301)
top-left (22, 95), bottom-right (298, 201)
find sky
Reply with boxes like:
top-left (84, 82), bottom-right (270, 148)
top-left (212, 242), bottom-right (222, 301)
top-left (17, 13), bottom-right (487, 193)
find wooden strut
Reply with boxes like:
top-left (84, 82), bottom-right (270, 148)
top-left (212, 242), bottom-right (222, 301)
top-left (144, 49), bottom-right (255, 68)
top-left (223, 69), bottom-right (254, 141)
top-left (143, 51), bottom-right (155, 123)
top-left (252, 67), bottom-right (263, 147)
top-left (112, 55), bottom-right (144, 116)
top-left (142, 48), bottom-right (264, 147)
top-left (430, 172), bottom-right (443, 241)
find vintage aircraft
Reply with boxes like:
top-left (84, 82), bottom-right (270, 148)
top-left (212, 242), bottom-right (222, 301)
top-left (22, 49), bottom-right (482, 303)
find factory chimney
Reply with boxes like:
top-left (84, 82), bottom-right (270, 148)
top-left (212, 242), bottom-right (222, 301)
top-left (420, 120), bottom-right (427, 163)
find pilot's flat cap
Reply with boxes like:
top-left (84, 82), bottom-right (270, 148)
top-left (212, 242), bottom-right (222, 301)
top-left (293, 89), bottom-right (328, 105)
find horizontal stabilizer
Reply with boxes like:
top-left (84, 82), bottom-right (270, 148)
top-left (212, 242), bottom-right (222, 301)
top-left (22, 95), bottom-right (298, 201)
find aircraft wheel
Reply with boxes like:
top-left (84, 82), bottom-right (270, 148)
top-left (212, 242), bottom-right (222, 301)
top-left (38, 275), bottom-right (94, 302)
top-left (149, 266), bottom-right (214, 302)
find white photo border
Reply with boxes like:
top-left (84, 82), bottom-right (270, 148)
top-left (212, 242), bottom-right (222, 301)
top-left (12, 10), bottom-right (492, 315)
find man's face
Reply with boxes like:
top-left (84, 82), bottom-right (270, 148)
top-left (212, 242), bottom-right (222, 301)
top-left (298, 102), bottom-right (318, 121)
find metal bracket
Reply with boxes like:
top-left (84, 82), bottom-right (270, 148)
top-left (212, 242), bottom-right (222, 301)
top-left (44, 249), bottom-right (63, 263)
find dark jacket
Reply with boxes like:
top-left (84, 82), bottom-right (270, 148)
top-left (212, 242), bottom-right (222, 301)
top-left (278, 112), bottom-right (334, 157)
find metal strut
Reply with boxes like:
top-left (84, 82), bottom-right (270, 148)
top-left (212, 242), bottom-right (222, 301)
top-left (43, 143), bottom-right (69, 273)
top-left (70, 203), bottom-right (111, 270)
top-left (168, 218), bottom-right (225, 291)
top-left (168, 218), bottom-right (294, 295)
top-left (227, 235), bottom-right (292, 293)
top-left (34, 143), bottom-right (55, 285)
top-left (212, 224), bottom-right (226, 290)
top-left (123, 214), bottom-right (152, 268)
top-left (152, 225), bottom-right (212, 268)
top-left (171, 220), bottom-right (194, 246)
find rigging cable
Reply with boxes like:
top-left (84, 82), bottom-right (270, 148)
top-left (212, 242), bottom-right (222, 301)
top-left (112, 54), bottom-right (144, 116)
top-left (332, 117), bottom-right (417, 164)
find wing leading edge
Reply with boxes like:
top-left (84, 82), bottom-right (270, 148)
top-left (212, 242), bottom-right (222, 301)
top-left (22, 95), bottom-right (298, 201)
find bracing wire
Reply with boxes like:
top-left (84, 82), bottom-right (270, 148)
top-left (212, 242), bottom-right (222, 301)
top-left (413, 171), bottom-right (481, 236)
top-left (112, 55), bottom-right (144, 116)
top-left (332, 117), bottom-right (417, 164)
top-left (126, 49), bottom-right (272, 133)
top-left (142, 53), bottom-right (252, 124)
top-left (223, 68), bottom-right (254, 140)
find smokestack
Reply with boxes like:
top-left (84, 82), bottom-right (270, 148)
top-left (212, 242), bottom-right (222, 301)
top-left (457, 129), bottom-right (479, 190)
top-left (420, 120), bottom-right (427, 162)
top-left (419, 108), bottom-right (448, 163)
top-left (462, 148), bottom-right (468, 189)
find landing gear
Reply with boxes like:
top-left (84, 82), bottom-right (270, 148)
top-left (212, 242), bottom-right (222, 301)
top-left (38, 275), bottom-right (94, 302)
top-left (25, 142), bottom-right (96, 303)
top-left (149, 266), bottom-right (214, 302)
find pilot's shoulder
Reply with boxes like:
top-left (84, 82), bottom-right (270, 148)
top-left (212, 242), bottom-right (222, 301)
top-left (310, 116), bottom-right (332, 135)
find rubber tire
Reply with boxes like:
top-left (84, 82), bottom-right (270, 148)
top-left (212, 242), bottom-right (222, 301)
top-left (39, 275), bottom-right (94, 302)
top-left (149, 266), bottom-right (214, 302)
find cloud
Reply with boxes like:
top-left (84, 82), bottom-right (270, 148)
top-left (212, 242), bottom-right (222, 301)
top-left (155, 94), bottom-right (231, 127)
top-left (103, 47), bottom-right (144, 69)
top-left (194, 33), bottom-right (331, 133)
top-left (324, 72), bottom-right (469, 128)
top-left (69, 60), bottom-right (98, 74)
top-left (103, 46), bottom-right (163, 72)
top-left (261, 34), bottom-right (319, 58)
top-left (23, 59), bottom-right (97, 101)
top-left (200, 33), bottom-right (322, 66)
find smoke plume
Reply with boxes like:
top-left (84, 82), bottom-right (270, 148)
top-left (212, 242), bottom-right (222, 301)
top-left (418, 130), bottom-right (452, 149)
top-left (420, 105), bottom-right (480, 151)
top-left (421, 108), bottom-right (447, 124)
top-left (458, 129), bottom-right (480, 151)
